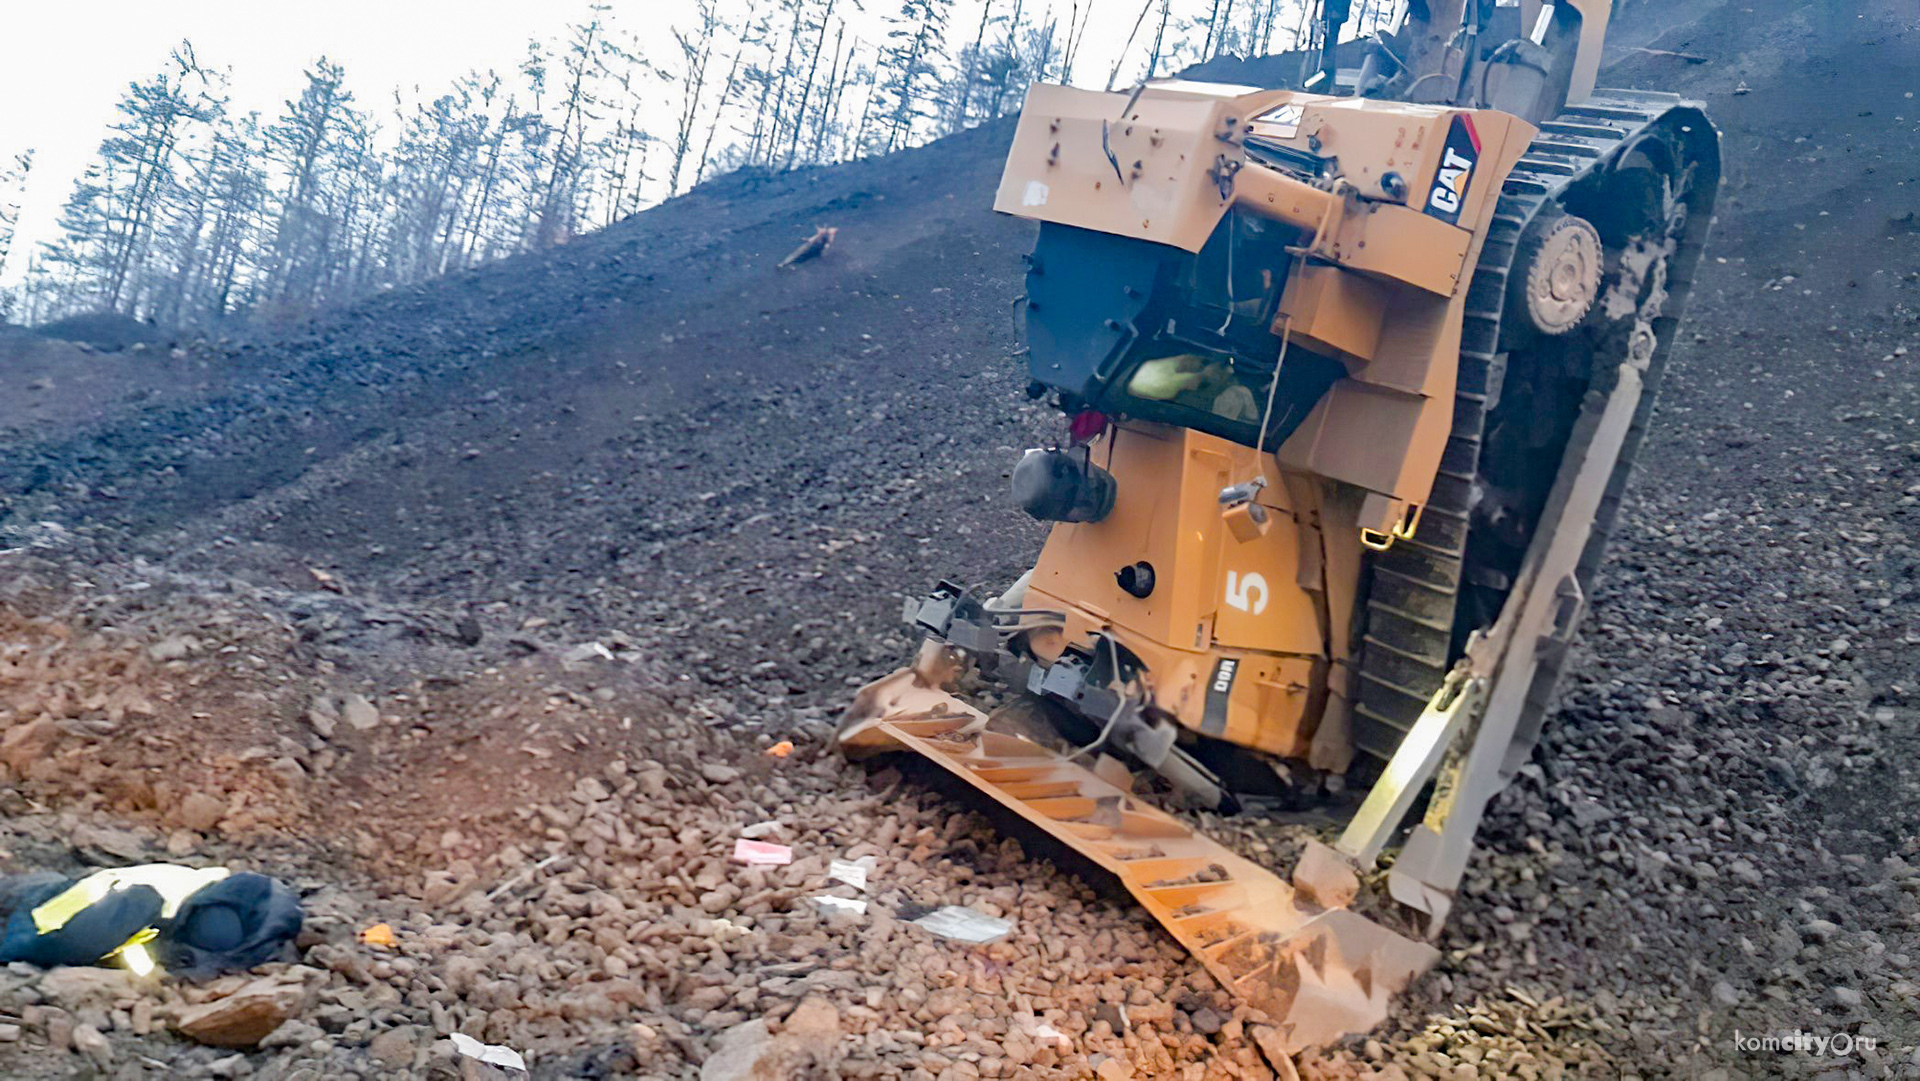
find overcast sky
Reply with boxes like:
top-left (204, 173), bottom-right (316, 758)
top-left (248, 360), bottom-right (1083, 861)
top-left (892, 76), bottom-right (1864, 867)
top-left (1, 0), bottom-right (1304, 286)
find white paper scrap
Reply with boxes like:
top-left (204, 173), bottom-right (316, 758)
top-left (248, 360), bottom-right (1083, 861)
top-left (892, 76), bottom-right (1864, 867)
top-left (811, 895), bottom-right (869, 916)
top-left (829, 857), bottom-right (873, 891)
top-left (911, 905), bottom-right (1012, 943)
top-left (450, 1032), bottom-right (528, 1071)
top-left (1034, 1023), bottom-right (1071, 1048)
top-left (740, 820), bottom-right (783, 839)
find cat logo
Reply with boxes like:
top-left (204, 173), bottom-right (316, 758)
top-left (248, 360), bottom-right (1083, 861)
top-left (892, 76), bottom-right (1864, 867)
top-left (1424, 114), bottom-right (1483, 226)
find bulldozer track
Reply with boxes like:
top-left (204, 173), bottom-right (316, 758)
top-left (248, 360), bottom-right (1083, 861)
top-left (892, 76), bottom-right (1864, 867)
top-left (1352, 91), bottom-right (1719, 763)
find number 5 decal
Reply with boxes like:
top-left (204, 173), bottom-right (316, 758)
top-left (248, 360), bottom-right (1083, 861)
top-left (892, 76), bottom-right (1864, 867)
top-left (1224, 571), bottom-right (1268, 615)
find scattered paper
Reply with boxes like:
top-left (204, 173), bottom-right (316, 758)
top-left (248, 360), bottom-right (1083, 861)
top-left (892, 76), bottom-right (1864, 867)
top-left (562, 641), bottom-right (615, 663)
top-left (731, 839), bottom-right (793, 865)
top-left (740, 820), bottom-right (783, 839)
top-left (829, 857), bottom-right (874, 892)
top-left (359, 923), bottom-right (396, 949)
top-left (810, 895), bottom-right (868, 916)
top-left (911, 905), bottom-right (1012, 943)
top-left (450, 1032), bottom-right (527, 1071)
top-left (766, 740), bottom-right (794, 758)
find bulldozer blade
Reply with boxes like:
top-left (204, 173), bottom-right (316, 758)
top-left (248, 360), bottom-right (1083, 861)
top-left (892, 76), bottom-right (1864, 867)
top-left (837, 660), bottom-right (988, 756)
top-left (838, 698), bottom-right (1440, 1056)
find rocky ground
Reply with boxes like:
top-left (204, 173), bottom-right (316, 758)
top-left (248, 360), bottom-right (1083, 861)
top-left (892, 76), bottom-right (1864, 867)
top-left (3, 0), bottom-right (1920, 1077)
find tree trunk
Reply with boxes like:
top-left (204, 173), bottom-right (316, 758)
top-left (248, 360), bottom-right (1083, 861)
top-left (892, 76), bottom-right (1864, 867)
top-left (783, 0), bottom-right (839, 169)
top-left (954, 0), bottom-right (994, 128)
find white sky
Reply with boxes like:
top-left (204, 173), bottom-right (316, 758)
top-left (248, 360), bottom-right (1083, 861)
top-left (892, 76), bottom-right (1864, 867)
top-left (0, 0), bottom-right (1284, 286)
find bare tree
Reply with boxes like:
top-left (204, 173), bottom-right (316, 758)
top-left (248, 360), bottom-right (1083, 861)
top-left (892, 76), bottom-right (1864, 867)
top-left (947, 0), bottom-right (996, 130)
top-left (782, 0), bottom-right (840, 169)
top-left (694, 6), bottom-right (764, 185)
top-left (533, 7), bottom-right (609, 247)
top-left (266, 57), bottom-right (354, 304)
top-left (1143, 0), bottom-right (1174, 79)
top-left (99, 44), bottom-right (222, 312)
top-left (0, 150), bottom-right (34, 275)
top-left (875, 0), bottom-right (954, 154)
top-left (1107, 0), bottom-right (1158, 89)
top-left (806, 24), bottom-right (853, 163)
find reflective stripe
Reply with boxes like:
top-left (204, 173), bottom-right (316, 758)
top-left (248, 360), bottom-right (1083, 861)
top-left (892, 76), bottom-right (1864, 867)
top-left (29, 865), bottom-right (231, 934)
top-left (30, 883), bottom-right (100, 935)
top-left (109, 928), bottom-right (160, 976)
top-left (120, 942), bottom-right (156, 977)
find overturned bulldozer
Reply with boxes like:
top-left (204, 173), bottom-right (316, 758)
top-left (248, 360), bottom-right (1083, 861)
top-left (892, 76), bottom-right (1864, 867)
top-left (842, 0), bottom-right (1718, 1055)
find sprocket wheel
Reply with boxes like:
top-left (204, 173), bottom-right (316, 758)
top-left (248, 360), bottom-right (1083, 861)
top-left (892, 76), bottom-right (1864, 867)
top-left (1514, 209), bottom-right (1604, 336)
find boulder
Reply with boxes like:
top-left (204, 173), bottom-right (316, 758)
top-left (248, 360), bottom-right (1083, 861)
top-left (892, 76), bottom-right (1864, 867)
top-left (171, 974), bottom-right (309, 1049)
top-left (175, 792), bottom-right (226, 833)
top-left (699, 999), bottom-right (841, 1081)
top-left (342, 694), bottom-right (381, 731)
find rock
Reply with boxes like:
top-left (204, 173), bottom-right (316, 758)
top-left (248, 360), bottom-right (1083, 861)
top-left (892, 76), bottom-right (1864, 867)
top-left (45, 1011), bottom-right (73, 1052)
top-left (147, 635), bottom-right (200, 662)
top-left (175, 791), bottom-right (227, 832)
top-left (779, 995), bottom-right (841, 1054)
top-left (701, 763), bottom-right (742, 784)
top-left (0, 719), bottom-right (58, 773)
top-left (171, 974), bottom-right (309, 1049)
top-left (1094, 1055), bottom-right (1135, 1079)
top-left (70, 1023), bottom-right (112, 1068)
top-left (1292, 841), bottom-right (1359, 909)
top-left (1831, 987), bottom-right (1863, 1009)
top-left (71, 824), bottom-right (149, 861)
top-left (308, 708), bottom-right (337, 739)
top-left (1189, 1006), bottom-right (1225, 1035)
top-left (262, 1019), bottom-right (326, 1050)
top-left (700, 999), bottom-right (842, 1081)
top-left (1711, 980), bottom-right (1740, 1007)
top-left (700, 1019), bottom-right (777, 1081)
top-left (205, 1053), bottom-right (252, 1079)
top-left (0, 1023), bottom-right (19, 1041)
top-left (1093, 1002), bottom-right (1129, 1035)
top-left (369, 1025), bottom-right (420, 1067)
top-left (39, 967), bottom-right (138, 1010)
top-left (342, 694), bottom-right (381, 731)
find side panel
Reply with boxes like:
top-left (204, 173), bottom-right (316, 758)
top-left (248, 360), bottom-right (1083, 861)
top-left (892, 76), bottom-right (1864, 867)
top-left (1028, 425), bottom-right (1323, 660)
top-left (1026, 425), bottom-right (1330, 756)
top-left (994, 84), bottom-right (1259, 253)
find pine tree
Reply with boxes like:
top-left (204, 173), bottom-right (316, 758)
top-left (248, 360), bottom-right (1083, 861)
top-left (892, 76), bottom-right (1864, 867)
top-left (532, 7), bottom-right (609, 247)
top-left (695, 7), bottom-right (766, 185)
top-left (0, 150), bottom-right (33, 275)
top-left (265, 57), bottom-right (355, 306)
top-left (874, 0), bottom-right (954, 155)
top-left (666, 1), bottom-right (721, 195)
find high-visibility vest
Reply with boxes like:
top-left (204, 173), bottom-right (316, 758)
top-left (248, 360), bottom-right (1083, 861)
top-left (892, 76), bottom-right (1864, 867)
top-left (30, 865), bottom-right (231, 975)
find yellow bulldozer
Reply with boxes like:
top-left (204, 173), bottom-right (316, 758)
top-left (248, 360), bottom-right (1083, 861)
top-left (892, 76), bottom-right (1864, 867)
top-left (841, 0), bottom-right (1718, 1055)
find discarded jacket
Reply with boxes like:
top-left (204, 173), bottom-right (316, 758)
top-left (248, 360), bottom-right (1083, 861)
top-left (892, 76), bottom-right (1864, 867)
top-left (0, 864), bottom-right (302, 978)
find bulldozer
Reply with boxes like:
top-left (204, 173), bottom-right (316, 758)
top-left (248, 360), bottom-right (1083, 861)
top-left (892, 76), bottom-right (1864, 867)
top-left (840, 0), bottom-right (1718, 1056)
